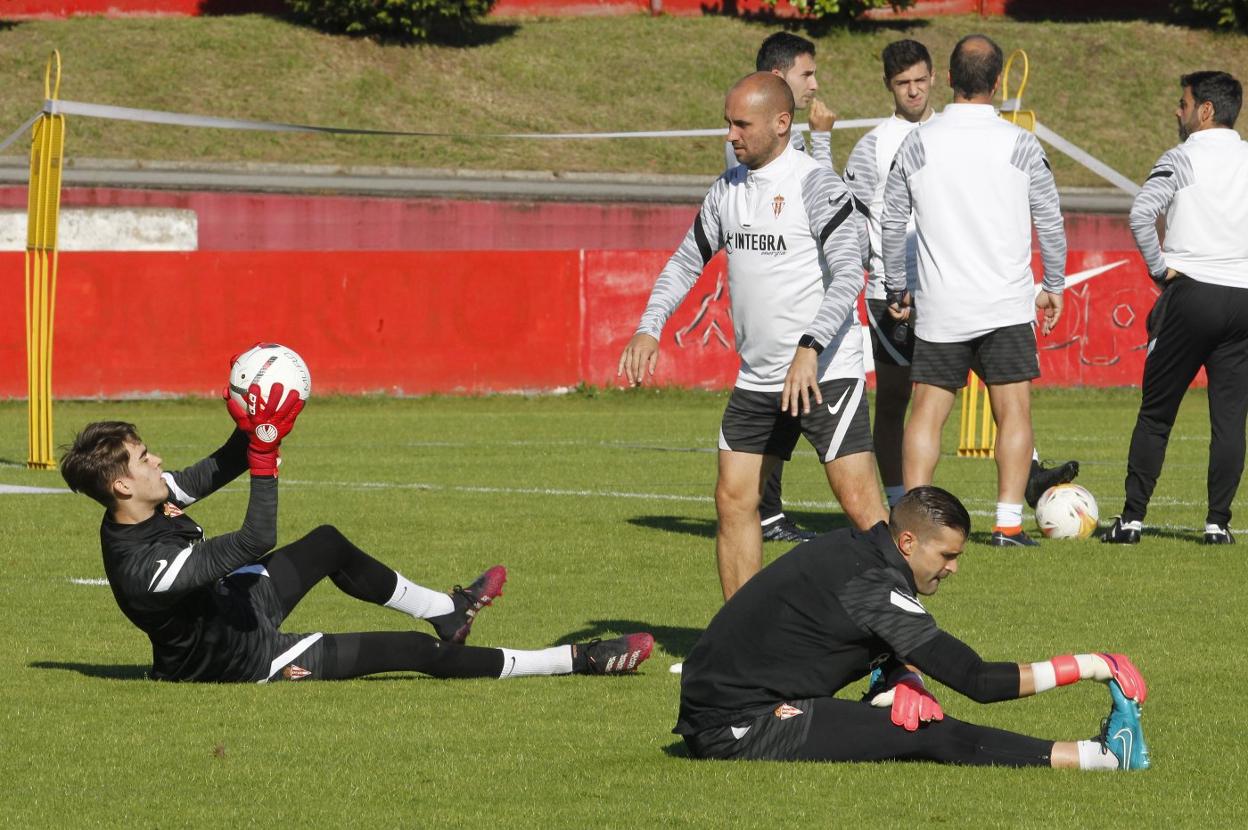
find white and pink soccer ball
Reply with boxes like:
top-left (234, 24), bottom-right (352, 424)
top-left (1034, 484), bottom-right (1099, 539)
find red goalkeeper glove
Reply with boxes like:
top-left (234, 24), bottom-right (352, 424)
top-left (223, 382), bottom-right (304, 477)
top-left (869, 671), bottom-right (944, 731)
top-left (1032, 653), bottom-right (1147, 703)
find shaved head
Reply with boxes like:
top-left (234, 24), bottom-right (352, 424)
top-left (724, 72), bottom-right (795, 170)
top-left (728, 72), bottom-right (796, 121)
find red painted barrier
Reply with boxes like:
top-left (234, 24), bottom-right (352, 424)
top-left (0, 187), bottom-right (1140, 253)
top-left (0, 0), bottom-right (1167, 18)
top-left (0, 250), bottom-right (584, 397)
top-left (0, 245), bottom-right (1176, 399)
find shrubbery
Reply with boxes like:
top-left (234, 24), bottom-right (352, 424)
top-left (1170, 0), bottom-right (1248, 31)
top-left (759, 0), bottom-right (912, 21)
top-left (285, 0), bottom-right (497, 41)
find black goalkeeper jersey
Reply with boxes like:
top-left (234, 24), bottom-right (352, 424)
top-left (675, 522), bottom-right (945, 735)
top-left (98, 430), bottom-right (280, 682)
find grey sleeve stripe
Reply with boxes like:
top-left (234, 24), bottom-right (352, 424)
top-left (637, 178), bottom-right (726, 338)
top-left (808, 131), bottom-right (835, 171)
top-left (844, 133), bottom-right (879, 206)
top-left (1130, 148), bottom-right (1190, 278)
top-left (802, 169), bottom-right (866, 346)
top-left (881, 135), bottom-right (923, 294)
top-left (1013, 132), bottom-right (1067, 292)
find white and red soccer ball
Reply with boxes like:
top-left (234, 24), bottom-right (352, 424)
top-left (1034, 484), bottom-right (1099, 539)
top-left (228, 343), bottom-right (312, 414)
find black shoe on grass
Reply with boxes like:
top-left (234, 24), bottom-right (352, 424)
top-left (429, 565), bottom-right (507, 644)
top-left (573, 633), bottom-right (655, 674)
top-left (762, 517), bottom-right (818, 543)
top-left (1203, 524), bottom-right (1235, 545)
top-left (990, 528), bottom-right (1040, 547)
top-left (1025, 459), bottom-right (1081, 508)
top-left (1101, 517), bottom-right (1142, 545)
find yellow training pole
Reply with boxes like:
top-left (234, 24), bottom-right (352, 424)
top-left (958, 371), bottom-right (996, 458)
top-left (25, 51), bottom-right (65, 470)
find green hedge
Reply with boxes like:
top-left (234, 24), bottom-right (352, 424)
top-left (759, 0), bottom-right (912, 21)
top-left (285, 0), bottom-right (497, 40)
top-left (1171, 0), bottom-right (1248, 31)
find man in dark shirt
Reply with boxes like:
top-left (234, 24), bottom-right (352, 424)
top-left (61, 381), bottom-right (652, 683)
top-left (675, 486), bottom-right (1150, 770)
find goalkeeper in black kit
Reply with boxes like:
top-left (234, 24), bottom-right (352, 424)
top-left (61, 379), bottom-right (652, 684)
top-left (675, 486), bottom-right (1150, 770)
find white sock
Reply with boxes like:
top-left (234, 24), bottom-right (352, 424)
top-left (885, 485), bottom-right (906, 508)
top-left (1077, 739), bottom-right (1120, 770)
top-left (1032, 448), bottom-right (1040, 463)
top-left (498, 646), bottom-right (575, 678)
top-left (760, 512), bottom-right (784, 527)
top-left (384, 573), bottom-right (454, 619)
top-left (996, 503), bottom-right (1024, 529)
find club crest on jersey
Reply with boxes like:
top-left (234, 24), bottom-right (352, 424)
top-left (282, 664), bottom-right (311, 680)
top-left (774, 703), bottom-right (804, 720)
top-left (162, 502), bottom-right (183, 518)
top-left (771, 195), bottom-right (785, 218)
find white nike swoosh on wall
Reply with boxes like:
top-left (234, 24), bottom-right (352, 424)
top-left (1033, 259), bottom-right (1128, 297)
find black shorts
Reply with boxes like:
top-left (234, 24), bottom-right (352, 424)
top-left (221, 566), bottom-right (326, 683)
top-left (910, 323), bottom-right (1039, 389)
top-left (865, 298), bottom-right (915, 368)
top-left (719, 378), bottom-right (873, 463)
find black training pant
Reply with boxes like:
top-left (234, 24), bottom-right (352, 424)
top-left (1122, 278), bottom-right (1248, 526)
top-left (260, 525), bottom-right (504, 681)
top-left (683, 697), bottom-right (1053, 767)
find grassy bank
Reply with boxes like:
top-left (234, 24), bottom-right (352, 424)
top-left (0, 14), bottom-right (1246, 186)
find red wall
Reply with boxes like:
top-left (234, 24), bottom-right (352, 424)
top-left (1, 245), bottom-right (1168, 398)
top-left (0, 0), bottom-right (1169, 17)
top-left (0, 187), bottom-right (1138, 253)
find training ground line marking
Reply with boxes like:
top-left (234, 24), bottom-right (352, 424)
top-left (0, 484), bottom-right (70, 495)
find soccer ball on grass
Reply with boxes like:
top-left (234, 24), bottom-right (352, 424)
top-left (1034, 484), bottom-right (1099, 539)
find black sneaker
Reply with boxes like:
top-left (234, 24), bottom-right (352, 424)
top-left (1101, 517), bottom-right (1142, 545)
top-left (762, 517), bottom-right (818, 543)
top-left (1025, 459), bottom-right (1081, 508)
top-left (573, 633), bottom-right (655, 674)
top-left (990, 528), bottom-right (1040, 547)
top-left (428, 565), bottom-right (507, 644)
top-left (1203, 524), bottom-right (1235, 545)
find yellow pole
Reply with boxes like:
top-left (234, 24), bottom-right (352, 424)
top-left (24, 51), bottom-right (64, 470)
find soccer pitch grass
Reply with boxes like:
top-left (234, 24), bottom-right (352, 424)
top-left (1, 388), bottom-right (1244, 828)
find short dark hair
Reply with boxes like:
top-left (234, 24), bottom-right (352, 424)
top-left (61, 421), bottom-right (142, 508)
top-left (882, 39), bottom-right (932, 82)
top-left (889, 486), bottom-right (971, 540)
top-left (756, 32), bottom-right (816, 74)
top-left (1182, 70), bottom-right (1242, 128)
top-left (949, 34), bottom-right (1003, 99)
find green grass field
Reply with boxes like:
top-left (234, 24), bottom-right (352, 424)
top-left (1, 388), bottom-right (1245, 827)
top-left (0, 15), bottom-right (1246, 186)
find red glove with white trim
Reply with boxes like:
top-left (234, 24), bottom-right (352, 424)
top-left (870, 671), bottom-right (945, 731)
top-left (1032, 653), bottom-right (1147, 703)
top-left (223, 382), bottom-right (304, 477)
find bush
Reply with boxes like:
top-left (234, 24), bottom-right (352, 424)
top-left (759, 0), bottom-right (912, 21)
top-left (1171, 0), bottom-right (1248, 31)
top-left (285, 0), bottom-right (497, 41)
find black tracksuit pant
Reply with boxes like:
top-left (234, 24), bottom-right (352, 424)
top-left (1122, 276), bottom-right (1248, 526)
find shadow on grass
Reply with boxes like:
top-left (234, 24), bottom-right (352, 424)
top-left (629, 515), bottom-right (717, 539)
top-left (30, 661), bottom-right (148, 680)
top-left (662, 740), bottom-right (691, 759)
top-left (1002, 0), bottom-right (1171, 23)
top-left (556, 619), bottom-right (703, 657)
top-left (627, 510), bottom-right (849, 541)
